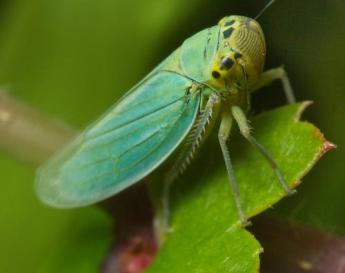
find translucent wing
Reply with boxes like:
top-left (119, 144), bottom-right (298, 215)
top-left (36, 71), bottom-right (200, 208)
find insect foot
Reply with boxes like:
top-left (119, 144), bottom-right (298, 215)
top-left (241, 219), bottom-right (253, 228)
top-left (285, 188), bottom-right (297, 196)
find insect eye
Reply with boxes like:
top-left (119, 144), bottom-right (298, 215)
top-left (212, 71), bottom-right (221, 79)
top-left (234, 52), bottom-right (242, 59)
top-left (220, 57), bottom-right (234, 70)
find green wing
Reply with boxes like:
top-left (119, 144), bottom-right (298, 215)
top-left (36, 71), bottom-right (200, 208)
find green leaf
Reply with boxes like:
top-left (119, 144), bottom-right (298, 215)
top-left (146, 102), bottom-right (330, 273)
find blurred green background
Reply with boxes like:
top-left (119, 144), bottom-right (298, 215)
top-left (0, 0), bottom-right (344, 272)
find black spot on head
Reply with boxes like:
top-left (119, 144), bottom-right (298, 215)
top-left (223, 27), bottom-right (234, 39)
top-left (212, 71), bottom-right (221, 79)
top-left (220, 57), bottom-right (234, 70)
top-left (224, 20), bottom-right (235, 26)
top-left (234, 52), bottom-right (242, 59)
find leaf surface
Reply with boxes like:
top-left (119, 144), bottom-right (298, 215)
top-left (146, 102), bottom-right (330, 273)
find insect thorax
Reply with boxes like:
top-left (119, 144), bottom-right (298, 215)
top-left (208, 16), bottom-right (266, 92)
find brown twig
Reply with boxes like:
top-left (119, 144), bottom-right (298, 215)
top-left (0, 90), bottom-right (75, 166)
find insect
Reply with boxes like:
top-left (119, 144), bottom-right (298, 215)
top-left (36, 13), bottom-right (296, 229)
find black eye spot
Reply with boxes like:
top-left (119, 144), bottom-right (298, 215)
top-left (234, 52), bottom-right (242, 59)
top-left (212, 71), bottom-right (221, 79)
top-left (223, 27), bottom-right (234, 39)
top-left (220, 57), bottom-right (234, 70)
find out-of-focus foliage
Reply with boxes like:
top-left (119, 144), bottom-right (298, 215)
top-left (0, 0), bottom-right (343, 272)
top-left (37, 208), bottom-right (112, 273)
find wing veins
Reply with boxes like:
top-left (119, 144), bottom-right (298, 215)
top-left (87, 95), bottom-right (186, 141)
top-left (70, 99), bottom-right (192, 184)
top-left (85, 100), bottom-right (182, 149)
top-left (66, 125), bottom-right (162, 172)
top-left (118, 102), bottom-right (190, 172)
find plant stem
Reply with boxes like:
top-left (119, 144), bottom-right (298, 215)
top-left (0, 91), bottom-right (75, 166)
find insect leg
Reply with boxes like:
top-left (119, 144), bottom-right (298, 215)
top-left (251, 66), bottom-right (296, 104)
top-left (218, 110), bottom-right (251, 227)
top-left (231, 105), bottom-right (296, 195)
top-left (161, 93), bottom-right (220, 231)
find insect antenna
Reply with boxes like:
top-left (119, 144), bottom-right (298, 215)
top-left (254, 0), bottom-right (275, 20)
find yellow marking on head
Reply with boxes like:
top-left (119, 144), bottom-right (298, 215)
top-left (209, 16), bottom-right (266, 91)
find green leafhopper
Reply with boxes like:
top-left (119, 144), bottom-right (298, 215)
top-left (36, 14), bottom-right (296, 228)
